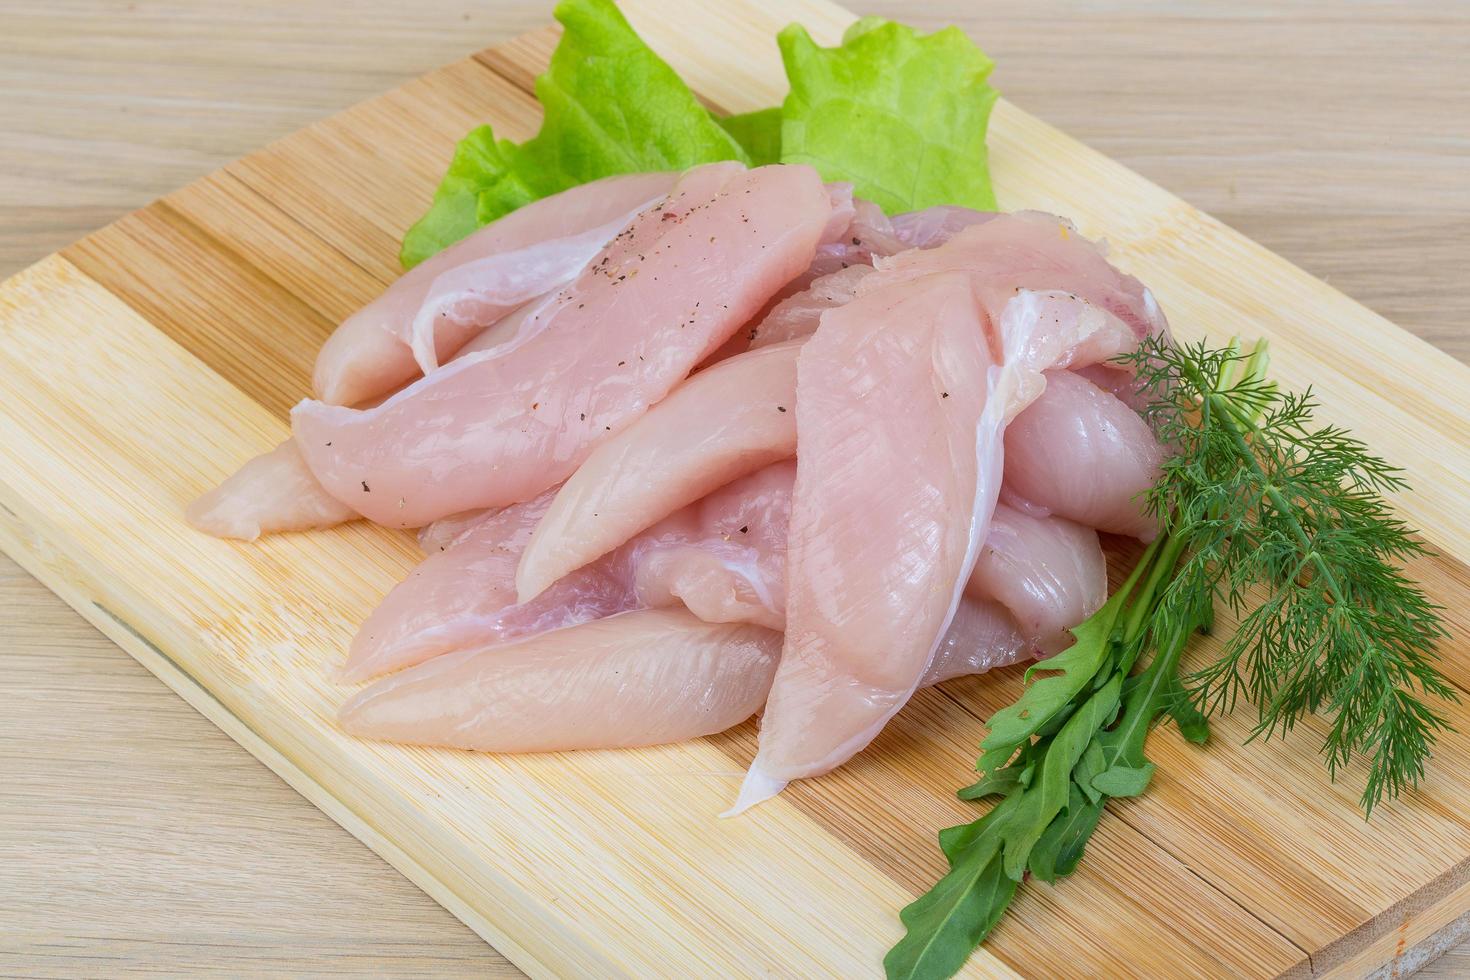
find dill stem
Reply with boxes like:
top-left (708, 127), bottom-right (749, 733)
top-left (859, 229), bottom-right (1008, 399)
top-left (1206, 391), bottom-right (1350, 611)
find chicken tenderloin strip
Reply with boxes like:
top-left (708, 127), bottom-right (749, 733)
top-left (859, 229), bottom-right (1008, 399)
top-left (293, 162), bottom-right (835, 527)
top-left (340, 608), bottom-right (782, 753)
top-left (516, 340), bottom-right (801, 603)
top-left (314, 171), bottom-right (677, 407)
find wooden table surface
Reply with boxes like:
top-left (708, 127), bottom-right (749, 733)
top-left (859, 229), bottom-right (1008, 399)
top-left (2, 1), bottom-right (1466, 976)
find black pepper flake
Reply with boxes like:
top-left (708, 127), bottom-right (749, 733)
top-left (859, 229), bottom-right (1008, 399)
top-left (851, 237), bottom-right (861, 246)
top-left (776, 405), bottom-right (787, 413)
top-left (739, 525), bottom-right (749, 534)
top-left (618, 360), bottom-right (626, 366)
top-left (325, 441), bottom-right (332, 446)
top-left (361, 481), bottom-right (371, 493)
top-left (605, 425), bottom-right (611, 431)
top-left (532, 402), bottom-right (539, 410)
top-left (942, 392), bottom-right (950, 399)
top-left (580, 413), bottom-right (586, 421)
top-left (577, 303), bottom-right (585, 309)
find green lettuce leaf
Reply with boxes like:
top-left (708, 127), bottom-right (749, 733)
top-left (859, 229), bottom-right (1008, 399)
top-left (399, 126), bottom-right (511, 269)
top-left (717, 108), bottom-right (782, 167)
top-left (776, 18), bottom-right (998, 214)
top-left (403, 6), bottom-right (1002, 267)
top-left (400, 0), bottom-right (747, 267)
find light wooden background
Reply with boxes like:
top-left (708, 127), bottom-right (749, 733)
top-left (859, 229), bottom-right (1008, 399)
top-left (2, 1), bottom-right (1466, 975)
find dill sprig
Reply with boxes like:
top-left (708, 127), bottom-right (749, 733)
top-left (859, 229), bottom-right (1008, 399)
top-left (1126, 336), bottom-right (1457, 814)
top-left (886, 338), bottom-right (1456, 980)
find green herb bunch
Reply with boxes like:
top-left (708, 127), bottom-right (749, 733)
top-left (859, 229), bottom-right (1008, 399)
top-left (886, 338), bottom-right (1456, 980)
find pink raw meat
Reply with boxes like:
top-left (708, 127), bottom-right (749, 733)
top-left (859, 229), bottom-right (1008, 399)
top-left (968, 503), bottom-right (1106, 653)
top-left (185, 439), bottom-right (357, 540)
top-left (340, 608), bottom-right (782, 752)
top-left (313, 171), bottom-right (676, 406)
top-left (872, 210), bottom-right (1168, 344)
top-left (341, 464), bottom-right (795, 683)
top-left (747, 265), bottom-right (873, 350)
top-left (516, 340), bottom-right (800, 603)
top-left (736, 271), bottom-right (998, 810)
top-left (738, 214), bottom-right (1168, 808)
top-left (292, 162), bottom-right (833, 527)
top-left (924, 596), bottom-right (1028, 686)
top-left (1004, 369), bottom-right (1165, 539)
top-left (889, 205), bottom-right (997, 249)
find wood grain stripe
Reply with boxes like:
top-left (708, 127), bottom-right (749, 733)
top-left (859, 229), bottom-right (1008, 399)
top-left (62, 201), bottom-right (331, 419)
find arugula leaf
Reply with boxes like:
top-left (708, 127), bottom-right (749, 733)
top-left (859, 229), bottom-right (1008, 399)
top-left (980, 583), bottom-right (1131, 758)
top-left (776, 18), bottom-right (999, 213)
top-left (956, 766), bottom-right (1021, 802)
top-left (1028, 784), bottom-right (1105, 883)
top-left (887, 798), bottom-right (1020, 980)
top-left (717, 108), bottom-right (782, 166)
top-left (1162, 671), bottom-right (1211, 745)
top-left (401, 0), bottom-right (747, 266)
top-left (998, 674), bottom-right (1122, 880)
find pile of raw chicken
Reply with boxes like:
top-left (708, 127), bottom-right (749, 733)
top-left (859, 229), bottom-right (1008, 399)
top-left (188, 162), bottom-right (1166, 811)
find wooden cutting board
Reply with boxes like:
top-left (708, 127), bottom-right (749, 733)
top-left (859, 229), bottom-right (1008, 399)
top-left (2, 0), bottom-right (1468, 975)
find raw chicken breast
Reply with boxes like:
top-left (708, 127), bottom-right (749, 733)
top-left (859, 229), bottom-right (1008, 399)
top-left (750, 207), bottom-right (1145, 355)
top-left (967, 503), bottom-right (1106, 653)
top-left (340, 608), bottom-right (781, 752)
top-left (417, 507), bottom-right (496, 553)
top-left (811, 197), bottom-right (908, 274)
top-left (890, 205), bottom-right (996, 249)
top-left (193, 296), bottom-right (560, 543)
top-left (737, 271), bottom-right (998, 809)
top-left (1004, 369), bottom-right (1165, 539)
top-left (185, 440), bottom-right (357, 540)
top-left (345, 458), bottom-right (1078, 756)
top-left (630, 462), bottom-right (793, 630)
top-left (342, 464), bottom-right (794, 682)
top-left (1072, 361), bottom-right (1152, 415)
top-left (516, 340), bottom-right (800, 602)
top-left (342, 598), bottom-right (1029, 757)
top-left (743, 200), bottom-right (996, 353)
top-left (313, 171), bottom-right (676, 406)
top-left (923, 596), bottom-right (1028, 686)
top-left (341, 489), bottom-right (557, 682)
top-left (747, 265), bottom-right (873, 350)
top-left (696, 189), bottom-right (890, 368)
top-left (873, 210), bottom-right (1169, 345)
top-left (739, 215), bottom-right (1164, 808)
top-left (293, 162), bottom-right (833, 527)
